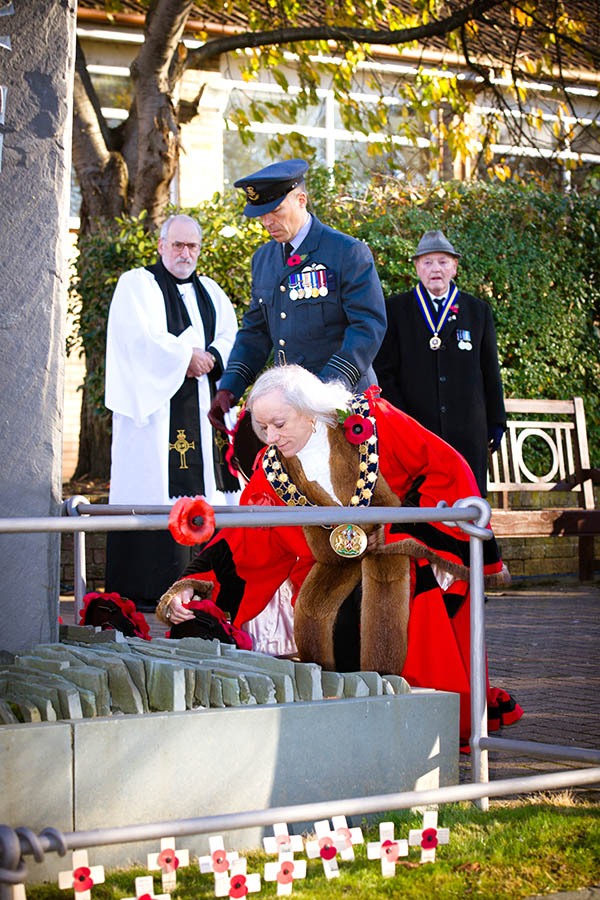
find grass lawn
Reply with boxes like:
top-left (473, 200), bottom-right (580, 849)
top-left (27, 792), bottom-right (600, 900)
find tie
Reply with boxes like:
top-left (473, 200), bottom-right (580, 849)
top-left (283, 242), bottom-right (293, 263)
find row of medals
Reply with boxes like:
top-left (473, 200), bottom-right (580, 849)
top-left (429, 334), bottom-right (473, 350)
top-left (288, 264), bottom-right (328, 300)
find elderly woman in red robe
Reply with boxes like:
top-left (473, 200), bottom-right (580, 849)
top-left (157, 364), bottom-right (521, 742)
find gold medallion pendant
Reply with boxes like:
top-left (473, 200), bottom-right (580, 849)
top-left (329, 523), bottom-right (368, 558)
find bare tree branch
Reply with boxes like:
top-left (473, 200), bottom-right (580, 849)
top-left (185, 0), bottom-right (507, 69)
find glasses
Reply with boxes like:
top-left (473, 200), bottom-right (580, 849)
top-left (168, 240), bottom-right (201, 253)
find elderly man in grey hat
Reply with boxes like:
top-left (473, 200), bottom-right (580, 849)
top-left (374, 229), bottom-right (506, 495)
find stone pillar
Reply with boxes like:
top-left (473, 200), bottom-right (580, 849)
top-left (0, 0), bottom-right (76, 652)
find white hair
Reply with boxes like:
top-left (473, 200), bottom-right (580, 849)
top-left (159, 214), bottom-right (202, 243)
top-left (247, 365), bottom-right (353, 437)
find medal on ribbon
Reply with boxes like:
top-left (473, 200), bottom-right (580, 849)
top-left (288, 273), bottom-right (299, 300)
top-left (457, 329), bottom-right (472, 350)
top-left (263, 395), bottom-right (378, 559)
top-left (415, 282), bottom-right (459, 350)
top-left (315, 264), bottom-right (328, 296)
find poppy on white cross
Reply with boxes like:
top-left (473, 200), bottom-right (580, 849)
top-left (330, 815), bottom-right (364, 861)
top-left (214, 858), bottom-right (261, 898)
top-left (366, 822), bottom-right (409, 878)
top-left (408, 810), bottom-right (450, 863)
top-left (304, 819), bottom-right (346, 879)
top-left (262, 822), bottom-right (304, 857)
top-left (198, 835), bottom-right (240, 892)
top-left (123, 875), bottom-right (170, 900)
top-left (147, 837), bottom-right (189, 892)
top-left (58, 850), bottom-right (105, 900)
top-left (264, 850), bottom-right (307, 896)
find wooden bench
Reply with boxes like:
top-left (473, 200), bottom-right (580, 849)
top-left (488, 398), bottom-right (600, 580)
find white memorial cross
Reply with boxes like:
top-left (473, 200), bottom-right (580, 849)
top-left (147, 837), bottom-right (190, 892)
top-left (214, 858), bottom-right (260, 898)
top-left (264, 851), bottom-right (307, 896)
top-left (408, 810), bottom-right (450, 863)
top-left (330, 815), bottom-right (364, 862)
top-left (123, 875), bottom-right (170, 900)
top-left (366, 822), bottom-right (409, 878)
top-left (304, 819), bottom-right (346, 879)
top-left (198, 835), bottom-right (240, 892)
top-left (58, 850), bottom-right (105, 900)
top-left (262, 822), bottom-right (304, 857)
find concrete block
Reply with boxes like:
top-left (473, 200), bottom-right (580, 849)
top-left (357, 672), bottom-right (383, 695)
top-left (0, 674), bottom-right (61, 720)
top-left (16, 655), bottom-right (70, 674)
top-left (0, 666), bottom-right (88, 719)
top-left (60, 625), bottom-right (126, 644)
top-left (60, 667), bottom-right (110, 717)
top-left (342, 673), bottom-right (370, 697)
top-left (65, 648), bottom-right (144, 714)
top-left (321, 671), bottom-right (344, 698)
top-left (0, 721), bottom-right (74, 882)
top-left (168, 636), bottom-right (222, 655)
top-left (0, 699), bottom-right (18, 724)
top-left (144, 659), bottom-right (186, 712)
top-left (209, 675), bottom-right (224, 707)
top-left (382, 675), bottom-right (411, 695)
top-left (1, 694), bottom-right (44, 722)
top-left (244, 673), bottom-right (277, 705)
top-left (114, 654), bottom-right (150, 713)
top-left (193, 668), bottom-right (211, 708)
top-left (215, 673), bottom-right (241, 706)
top-left (293, 662), bottom-right (323, 701)
top-left (66, 691), bottom-right (458, 869)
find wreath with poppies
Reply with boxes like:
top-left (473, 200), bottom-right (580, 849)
top-left (168, 496), bottom-right (216, 546)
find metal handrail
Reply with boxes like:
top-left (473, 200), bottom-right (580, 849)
top-left (0, 495), bottom-right (598, 894)
top-left (1, 767), bottom-right (599, 895)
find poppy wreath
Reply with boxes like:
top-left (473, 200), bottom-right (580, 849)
top-left (79, 592), bottom-right (151, 641)
top-left (168, 495), bottom-right (215, 546)
top-left (155, 577), bottom-right (253, 650)
top-left (169, 594), bottom-right (252, 650)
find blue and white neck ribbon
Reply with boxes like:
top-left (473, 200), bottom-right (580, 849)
top-left (415, 282), bottom-right (458, 349)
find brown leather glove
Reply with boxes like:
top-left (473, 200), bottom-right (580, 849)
top-left (208, 389), bottom-right (236, 432)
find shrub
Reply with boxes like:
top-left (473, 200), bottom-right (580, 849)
top-left (69, 177), bottom-right (600, 463)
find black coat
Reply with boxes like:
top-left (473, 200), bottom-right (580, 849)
top-left (373, 283), bottom-right (505, 494)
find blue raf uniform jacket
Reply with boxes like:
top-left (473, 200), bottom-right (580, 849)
top-left (219, 215), bottom-right (386, 398)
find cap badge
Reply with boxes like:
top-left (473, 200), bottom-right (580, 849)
top-left (246, 185), bottom-right (259, 201)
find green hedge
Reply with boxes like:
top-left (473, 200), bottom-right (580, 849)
top-left (69, 176), bottom-right (600, 460)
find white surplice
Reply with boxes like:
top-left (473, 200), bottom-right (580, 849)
top-left (105, 266), bottom-right (240, 506)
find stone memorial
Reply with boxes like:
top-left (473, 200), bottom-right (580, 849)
top-left (0, 0), bottom-right (77, 652)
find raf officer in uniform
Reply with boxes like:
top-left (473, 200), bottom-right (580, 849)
top-left (208, 159), bottom-right (386, 430)
top-left (374, 230), bottom-right (506, 495)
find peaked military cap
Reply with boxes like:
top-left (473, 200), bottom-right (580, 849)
top-left (234, 159), bottom-right (309, 217)
top-left (411, 230), bottom-right (461, 259)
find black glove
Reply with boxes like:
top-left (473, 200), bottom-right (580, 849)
top-left (488, 424), bottom-right (505, 454)
top-left (208, 389), bottom-right (236, 432)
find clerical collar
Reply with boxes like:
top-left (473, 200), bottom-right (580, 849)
top-left (172, 273), bottom-right (195, 284)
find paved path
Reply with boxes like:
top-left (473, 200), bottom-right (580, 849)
top-left (474, 584), bottom-right (600, 786)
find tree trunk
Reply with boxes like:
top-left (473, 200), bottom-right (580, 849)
top-left (72, 377), bottom-right (112, 481)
